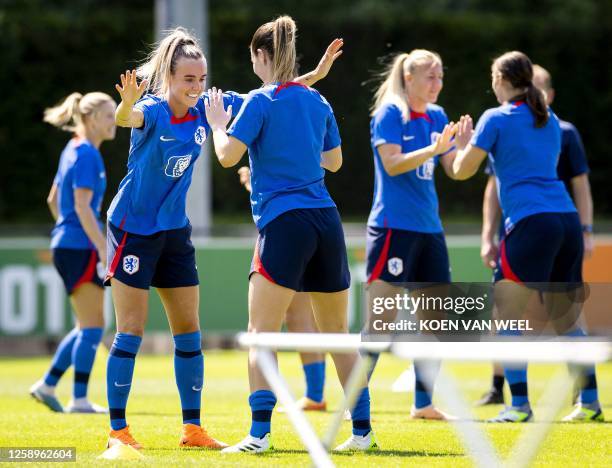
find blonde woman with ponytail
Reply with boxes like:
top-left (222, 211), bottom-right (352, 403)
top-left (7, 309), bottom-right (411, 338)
top-left (206, 16), bottom-right (376, 453)
top-left (30, 92), bottom-right (115, 415)
top-left (365, 49), bottom-right (466, 422)
top-left (103, 26), bottom-right (344, 450)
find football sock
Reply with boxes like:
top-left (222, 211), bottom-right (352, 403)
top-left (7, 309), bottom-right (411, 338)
top-left (107, 333), bottom-right (141, 430)
top-left (174, 331), bottom-right (203, 426)
top-left (43, 327), bottom-right (79, 387)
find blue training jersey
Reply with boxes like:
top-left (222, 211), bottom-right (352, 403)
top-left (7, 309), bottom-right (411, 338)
top-left (472, 101), bottom-right (576, 232)
top-left (227, 82), bottom-right (341, 230)
top-left (367, 102), bottom-right (449, 233)
top-left (51, 138), bottom-right (106, 249)
top-left (108, 92), bottom-right (243, 234)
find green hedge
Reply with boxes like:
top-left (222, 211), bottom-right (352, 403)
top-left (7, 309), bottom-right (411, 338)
top-left (1, 0), bottom-right (610, 224)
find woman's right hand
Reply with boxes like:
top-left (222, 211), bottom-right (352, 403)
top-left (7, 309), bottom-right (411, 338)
top-left (115, 69), bottom-right (148, 106)
top-left (431, 123), bottom-right (457, 156)
top-left (205, 88), bottom-right (232, 131)
top-left (237, 166), bottom-right (252, 193)
top-left (97, 245), bottom-right (108, 269)
top-left (480, 238), bottom-right (498, 269)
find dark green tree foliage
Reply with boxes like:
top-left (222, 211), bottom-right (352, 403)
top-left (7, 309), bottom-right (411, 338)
top-left (1, 0), bottom-right (610, 225)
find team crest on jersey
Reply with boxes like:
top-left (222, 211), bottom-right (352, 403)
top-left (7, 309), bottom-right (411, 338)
top-left (387, 257), bottom-right (403, 276)
top-left (123, 255), bottom-right (139, 275)
top-left (194, 126), bottom-right (206, 145)
top-left (165, 155), bottom-right (192, 178)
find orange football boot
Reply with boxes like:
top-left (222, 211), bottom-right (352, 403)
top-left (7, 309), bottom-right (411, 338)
top-left (277, 396), bottom-right (327, 413)
top-left (179, 424), bottom-right (228, 449)
top-left (107, 425), bottom-right (143, 450)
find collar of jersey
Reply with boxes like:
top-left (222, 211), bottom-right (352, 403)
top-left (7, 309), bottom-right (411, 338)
top-left (273, 81), bottom-right (308, 97)
top-left (162, 100), bottom-right (199, 124)
top-left (409, 108), bottom-right (432, 122)
top-left (71, 136), bottom-right (94, 149)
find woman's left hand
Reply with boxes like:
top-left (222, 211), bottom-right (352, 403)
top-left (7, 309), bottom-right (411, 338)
top-left (583, 232), bottom-right (594, 259)
top-left (205, 87), bottom-right (232, 131)
top-left (455, 114), bottom-right (474, 150)
top-left (313, 38), bottom-right (344, 81)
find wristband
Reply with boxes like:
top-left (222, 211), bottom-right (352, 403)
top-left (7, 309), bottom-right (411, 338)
top-left (581, 224), bottom-right (593, 233)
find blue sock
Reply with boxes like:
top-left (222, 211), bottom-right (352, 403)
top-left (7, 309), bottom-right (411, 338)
top-left (565, 328), bottom-right (599, 404)
top-left (499, 329), bottom-right (528, 407)
top-left (43, 328), bottom-right (79, 386)
top-left (351, 387), bottom-right (372, 436)
top-left (414, 360), bottom-right (440, 409)
top-left (72, 327), bottom-right (103, 399)
top-left (505, 366), bottom-right (529, 407)
top-left (107, 333), bottom-right (141, 430)
top-left (249, 390), bottom-right (276, 438)
top-left (303, 361), bottom-right (325, 403)
top-left (174, 331), bottom-right (203, 426)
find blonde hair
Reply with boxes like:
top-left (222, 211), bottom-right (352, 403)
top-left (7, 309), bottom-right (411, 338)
top-left (250, 15), bottom-right (297, 83)
top-left (532, 64), bottom-right (552, 91)
top-left (370, 49), bottom-right (442, 122)
top-left (137, 27), bottom-right (204, 96)
top-left (43, 92), bottom-right (114, 132)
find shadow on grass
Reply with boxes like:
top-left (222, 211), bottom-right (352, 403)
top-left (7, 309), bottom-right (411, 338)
top-left (335, 449), bottom-right (464, 458)
top-left (132, 409), bottom-right (244, 417)
top-left (263, 449), bottom-right (464, 458)
top-left (482, 419), bottom-right (612, 425)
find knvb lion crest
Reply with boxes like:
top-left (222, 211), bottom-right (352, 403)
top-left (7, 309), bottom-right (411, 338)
top-left (194, 126), bottom-right (206, 145)
top-left (123, 255), bottom-right (139, 275)
top-left (387, 257), bottom-right (403, 276)
top-left (165, 155), bottom-right (192, 178)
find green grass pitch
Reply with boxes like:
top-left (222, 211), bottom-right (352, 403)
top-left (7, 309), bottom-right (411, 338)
top-left (0, 350), bottom-right (610, 466)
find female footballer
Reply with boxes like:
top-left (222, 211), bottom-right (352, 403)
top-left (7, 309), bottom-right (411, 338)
top-left (30, 92), bottom-right (116, 414)
top-left (206, 16), bottom-right (377, 453)
top-left (452, 51), bottom-right (602, 423)
top-left (365, 49), bottom-right (458, 421)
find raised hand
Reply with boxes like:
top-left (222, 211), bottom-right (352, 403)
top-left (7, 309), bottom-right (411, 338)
top-left (204, 87), bottom-right (232, 131)
top-left (115, 69), bottom-right (148, 106)
top-left (431, 123), bottom-right (457, 156)
top-left (455, 114), bottom-right (474, 150)
top-left (313, 38), bottom-right (344, 81)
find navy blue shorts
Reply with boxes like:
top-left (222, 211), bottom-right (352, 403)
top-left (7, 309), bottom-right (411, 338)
top-left (366, 227), bottom-right (451, 284)
top-left (494, 212), bottom-right (583, 286)
top-left (251, 208), bottom-right (350, 292)
top-left (53, 248), bottom-right (104, 295)
top-left (105, 223), bottom-right (199, 290)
